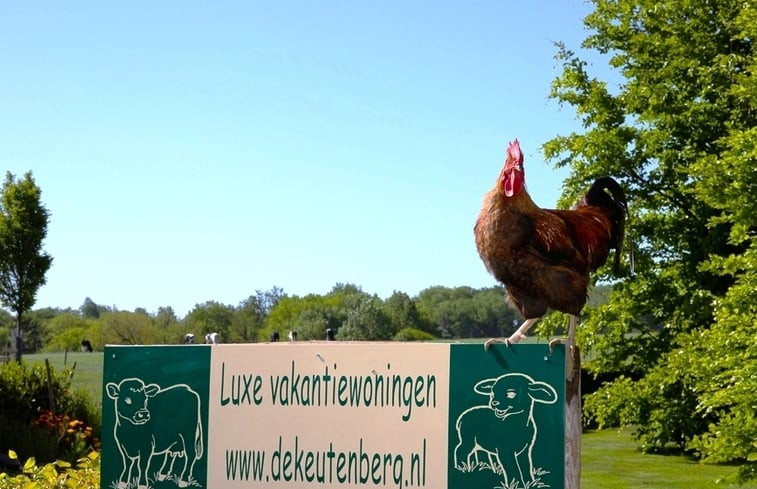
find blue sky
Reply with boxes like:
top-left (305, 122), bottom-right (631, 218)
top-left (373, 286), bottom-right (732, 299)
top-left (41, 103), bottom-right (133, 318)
top-left (1, 1), bottom-right (610, 317)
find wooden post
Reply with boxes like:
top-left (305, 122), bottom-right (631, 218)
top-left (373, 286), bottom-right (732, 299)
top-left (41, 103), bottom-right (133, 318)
top-left (565, 344), bottom-right (581, 489)
top-left (44, 358), bottom-right (55, 414)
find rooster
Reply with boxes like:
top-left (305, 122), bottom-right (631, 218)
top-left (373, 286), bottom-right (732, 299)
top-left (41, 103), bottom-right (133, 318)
top-left (475, 139), bottom-right (627, 353)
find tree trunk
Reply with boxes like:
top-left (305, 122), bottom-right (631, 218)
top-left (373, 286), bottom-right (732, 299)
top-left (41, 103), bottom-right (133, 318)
top-left (12, 312), bottom-right (22, 362)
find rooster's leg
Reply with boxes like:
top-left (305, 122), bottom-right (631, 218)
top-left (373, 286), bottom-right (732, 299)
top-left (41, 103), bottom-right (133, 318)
top-left (548, 315), bottom-right (579, 380)
top-left (566, 314), bottom-right (578, 381)
top-left (565, 314), bottom-right (577, 347)
top-left (484, 318), bottom-right (539, 350)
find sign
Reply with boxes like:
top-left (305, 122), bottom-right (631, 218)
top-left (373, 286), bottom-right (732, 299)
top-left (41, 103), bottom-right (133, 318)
top-left (102, 342), bottom-right (566, 489)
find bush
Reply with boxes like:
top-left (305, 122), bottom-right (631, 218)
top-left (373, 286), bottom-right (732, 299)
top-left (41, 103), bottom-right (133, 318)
top-left (392, 327), bottom-right (436, 341)
top-left (584, 366), bottom-right (710, 455)
top-left (0, 450), bottom-right (100, 489)
top-left (0, 361), bottom-right (100, 463)
top-left (32, 411), bottom-right (100, 462)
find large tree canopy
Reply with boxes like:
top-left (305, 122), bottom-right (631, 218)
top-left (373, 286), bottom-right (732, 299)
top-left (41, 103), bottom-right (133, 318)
top-left (0, 171), bottom-right (52, 361)
top-left (544, 0), bottom-right (755, 480)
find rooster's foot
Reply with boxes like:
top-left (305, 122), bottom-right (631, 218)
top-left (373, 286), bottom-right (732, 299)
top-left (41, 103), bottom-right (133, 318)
top-left (484, 331), bottom-right (528, 350)
top-left (548, 338), bottom-right (578, 381)
top-left (483, 337), bottom-right (511, 350)
top-left (548, 337), bottom-right (566, 352)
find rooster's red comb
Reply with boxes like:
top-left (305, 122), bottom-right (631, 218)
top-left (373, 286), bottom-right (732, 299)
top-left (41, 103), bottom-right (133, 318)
top-left (507, 139), bottom-right (522, 162)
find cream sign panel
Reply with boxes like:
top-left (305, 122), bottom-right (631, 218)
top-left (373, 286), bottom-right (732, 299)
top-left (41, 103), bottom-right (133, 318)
top-left (101, 342), bottom-right (566, 489)
top-left (207, 343), bottom-right (450, 489)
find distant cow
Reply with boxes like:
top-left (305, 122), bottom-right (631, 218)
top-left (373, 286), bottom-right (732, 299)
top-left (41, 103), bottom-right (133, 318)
top-left (288, 331), bottom-right (297, 342)
top-left (80, 340), bottom-right (93, 352)
top-left (106, 378), bottom-right (203, 489)
top-left (183, 334), bottom-right (195, 344)
top-left (270, 331), bottom-right (280, 342)
top-left (204, 332), bottom-right (219, 344)
top-left (454, 373), bottom-right (557, 487)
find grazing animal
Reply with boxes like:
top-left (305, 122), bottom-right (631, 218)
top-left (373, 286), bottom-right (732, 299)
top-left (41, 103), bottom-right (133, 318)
top-left (475, 139), bottom-right (628, 355)
top-left (105, 378), bottom-right (203, 489)
top-left (183, 334), bottom-right (195, 344)
top-left (80, 339), bottom-right (93, 352)
top-left (270, 331), bottom-right (280, 342)
top-left (454, 373), bottom-right (557, 487)
top-left (0, 451), bottom-right (22, 474)
top-left (288, 331), bottom-right (297, 342)
top-left (204, 332), bottom-right (219, 345)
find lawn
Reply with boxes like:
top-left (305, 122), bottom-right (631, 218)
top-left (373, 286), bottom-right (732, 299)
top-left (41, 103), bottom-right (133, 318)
top-left (20, 351), bottom-right (757, 488)
top-left (583, 429), bottom-right (754, 488)
top-left (25, 351), bottom-right (104, 406)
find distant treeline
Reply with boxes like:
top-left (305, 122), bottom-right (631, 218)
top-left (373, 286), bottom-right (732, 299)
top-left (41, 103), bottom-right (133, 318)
top-left (0, 283), bottom-right (612, 353)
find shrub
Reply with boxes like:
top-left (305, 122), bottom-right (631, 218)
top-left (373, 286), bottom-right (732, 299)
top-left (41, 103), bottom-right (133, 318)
top-left (32, 411), bottom-right (100, 462)
top-left (392, 327), bottom-right (436, 341)
top-left (0, 360), bottom-right (101, 463)
top-left (0, 450), bottom-right (100, 489)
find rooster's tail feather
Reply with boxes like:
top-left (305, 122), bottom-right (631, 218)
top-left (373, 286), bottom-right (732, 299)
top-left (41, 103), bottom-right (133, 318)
top-left (585, 177), bottom-right (628, 274)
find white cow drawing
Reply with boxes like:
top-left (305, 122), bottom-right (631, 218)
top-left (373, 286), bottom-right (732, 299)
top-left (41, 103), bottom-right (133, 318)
top-left (106, 378), bottom-right (203, 489)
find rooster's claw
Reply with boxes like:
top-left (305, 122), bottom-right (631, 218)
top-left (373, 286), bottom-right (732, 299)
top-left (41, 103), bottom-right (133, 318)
top-left (484, 338), bottom-right (511, 350)
top-left (548, 337), bottom-right (566, 353)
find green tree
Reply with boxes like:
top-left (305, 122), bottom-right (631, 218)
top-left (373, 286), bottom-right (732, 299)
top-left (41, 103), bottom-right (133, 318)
top-left (154, 306), bottom-right (179, 326)
top-left (79, 298), bottom-right (101, 319)
top-left (416, 286), bottom-right (517, 339)
top-left (185, 301), bottom-right (233, 342)
top-left (0, 172), bottom-right (53, 361)
top-left (263, 295), bottom-right (304, 341)
top-left (338, 296), bottom-right (393, 340)
top-left (545, 0), bottom-right (755, 479)
top-left (264, 293), bottom-right (343, 341)
top-left (23, 307), bottom-right (58, 352)
top-left (44, 313), bottom-right (95, 351)
top-left (469, 287), bottom-right (521, 338)
top-left (0, 308), bottom-right (12, 350)
top-left (230, 295), bottom-right (265, 342)
top-left (294, 306), bottom-right (333, 340)
top-left (416, 286), bottom-right (469, 338)
top-left (229, 288), bottom-right (286, 342)
top-left (99, 310), bottom-right (156, 345)
top-left (256, 286), bottom-right (286, 315)
top-left (382, 291), bottom-right (431, 335)
top-left (153, 306), bottom-right (184, 343)
top-left (262, 284), bottom-right (376, 341)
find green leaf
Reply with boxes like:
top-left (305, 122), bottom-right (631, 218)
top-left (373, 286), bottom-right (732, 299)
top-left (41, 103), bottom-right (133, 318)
top-left (22, 457), bottom-right (36, 473)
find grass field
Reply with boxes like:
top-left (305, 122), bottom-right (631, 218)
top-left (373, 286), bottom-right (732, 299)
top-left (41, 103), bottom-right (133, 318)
top-left (20, 351), bottom-right (757, 488)
top-left (582, 430), bottom-right (754, 488)
top-left (26, 351), bottom-right (104, 405)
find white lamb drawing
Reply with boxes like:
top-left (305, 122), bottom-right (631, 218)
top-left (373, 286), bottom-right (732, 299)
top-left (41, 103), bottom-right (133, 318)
top-left (453, 372), bottom-right (558, 488)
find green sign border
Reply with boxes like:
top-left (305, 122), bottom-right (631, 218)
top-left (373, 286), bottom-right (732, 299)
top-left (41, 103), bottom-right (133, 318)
top-left (101, 343), bottom-right (565, 489)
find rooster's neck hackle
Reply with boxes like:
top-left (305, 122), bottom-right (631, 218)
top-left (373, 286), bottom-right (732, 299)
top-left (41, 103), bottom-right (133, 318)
top-left (491, 181), bottom-right (540, 217)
